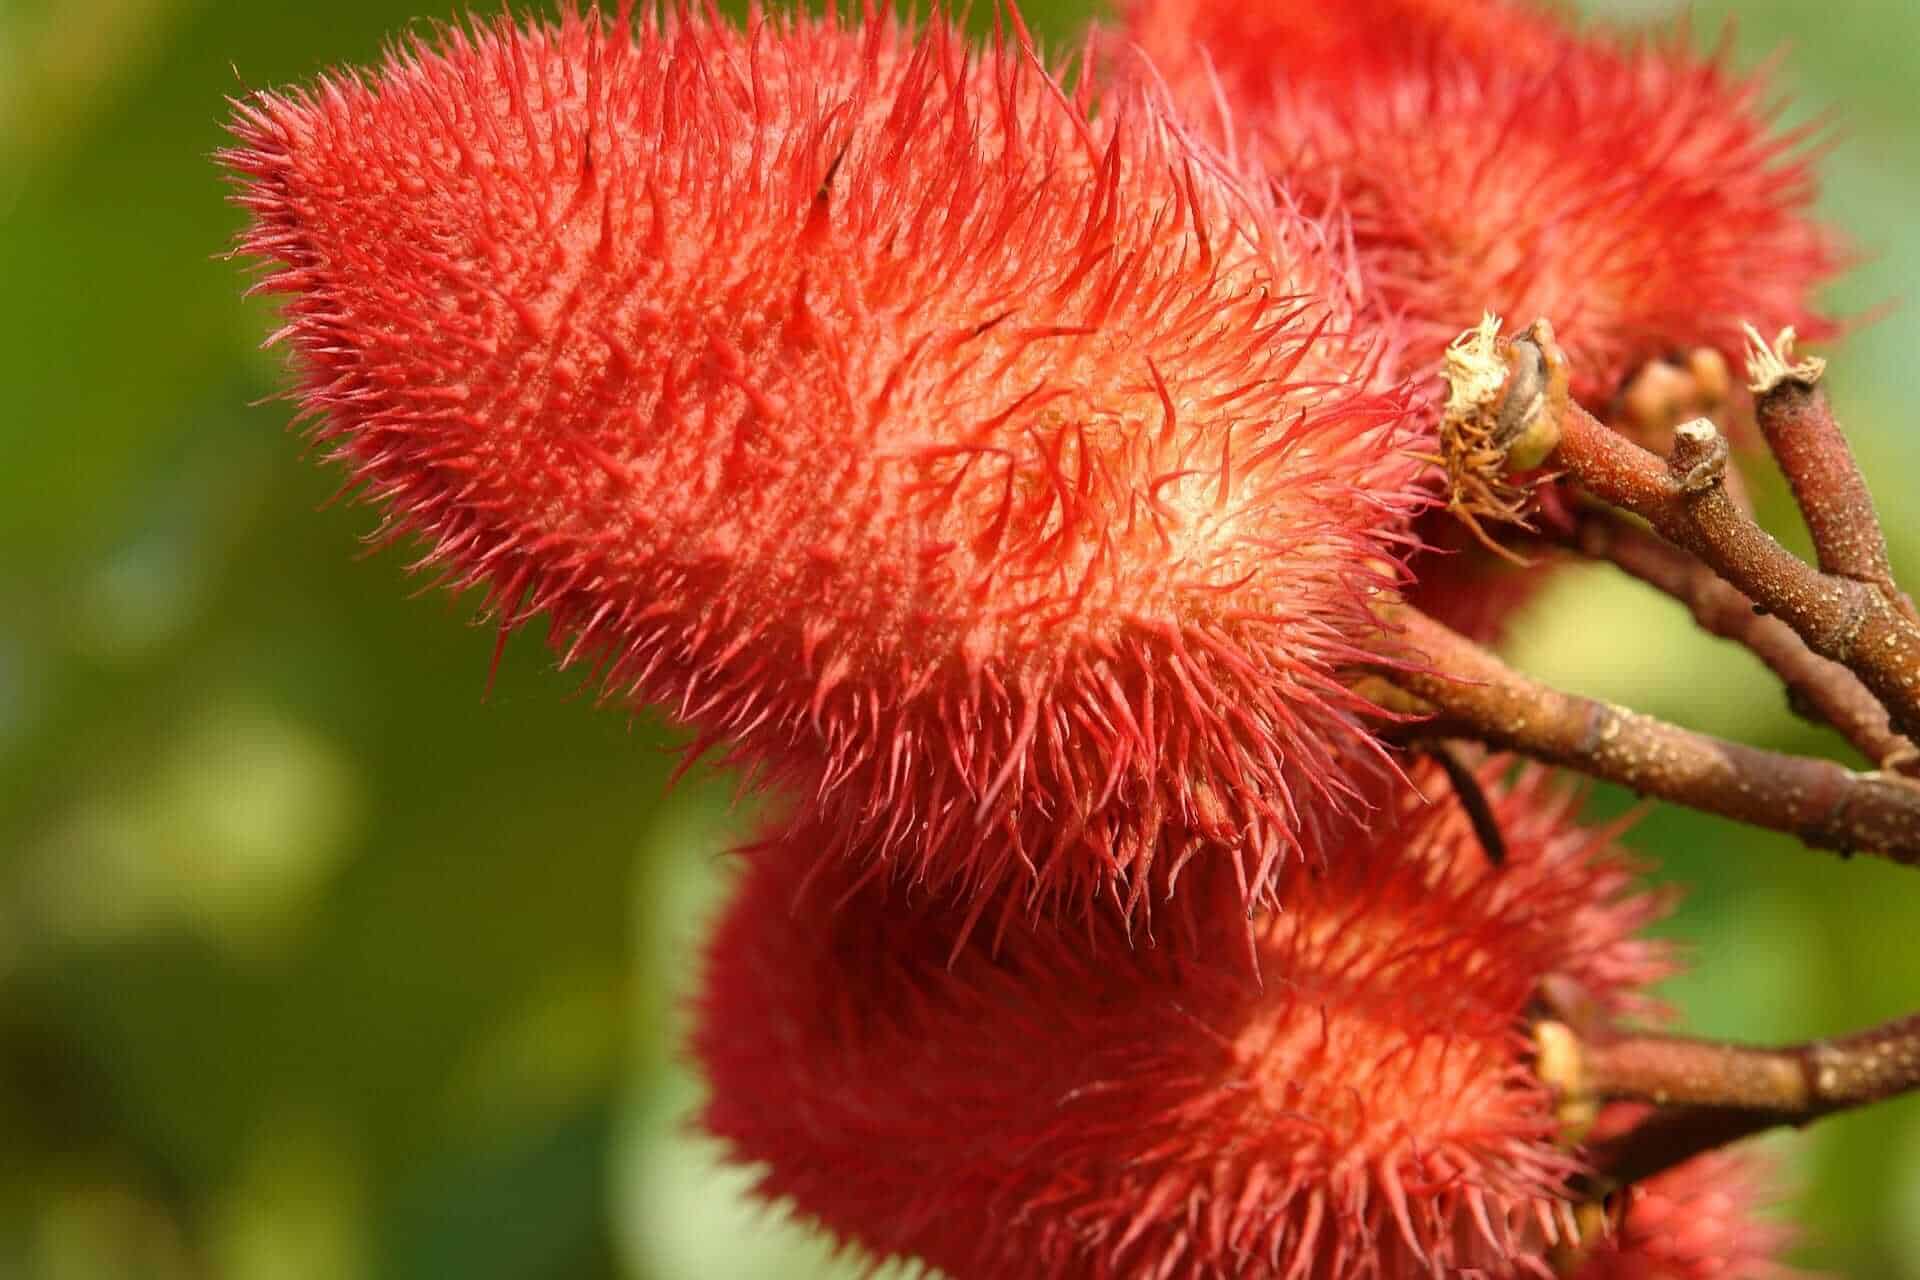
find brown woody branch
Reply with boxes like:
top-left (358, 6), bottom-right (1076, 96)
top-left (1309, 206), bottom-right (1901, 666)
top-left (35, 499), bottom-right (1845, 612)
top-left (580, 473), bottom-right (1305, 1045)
top-left (1438, 319), bottom-right (1920, 744)
top-left (1369, 605), bottom-right (1920, 866)
top-left (1425, 322), bottom-right (1920, 1199)
top-left (1746, 326), bottom-right (1913, 619)
top-left (1547, 372), bottom-right (1920, 744)
top-left (1560, 505), bottom-right (1919, 773)
top-left (1544, 1011), bottom-right (1920, 1190)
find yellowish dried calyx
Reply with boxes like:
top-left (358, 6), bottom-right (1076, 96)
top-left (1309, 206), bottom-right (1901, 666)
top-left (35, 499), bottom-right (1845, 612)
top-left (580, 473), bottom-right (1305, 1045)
top-left (1437, 314), bottom-right (1572, 552)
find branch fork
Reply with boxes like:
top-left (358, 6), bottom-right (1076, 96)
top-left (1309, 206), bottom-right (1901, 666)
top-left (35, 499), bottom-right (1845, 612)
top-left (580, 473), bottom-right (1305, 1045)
top-left (1420, 316), bottom-right (1920, 756)
top-left (1364, 316), bottom-right (1920, 1201)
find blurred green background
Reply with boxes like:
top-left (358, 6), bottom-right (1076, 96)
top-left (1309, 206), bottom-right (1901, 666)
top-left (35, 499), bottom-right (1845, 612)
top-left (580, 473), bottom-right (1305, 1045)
top-left (1, 0), bottom-right (1917, 1275)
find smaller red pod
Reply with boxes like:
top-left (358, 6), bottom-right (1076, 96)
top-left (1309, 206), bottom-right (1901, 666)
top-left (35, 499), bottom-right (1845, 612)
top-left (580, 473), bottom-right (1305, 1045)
top-left (1121, 0), bottom-right (1569, 122)
top-left (1120, 0), bottom-right (1841, 413)
top-left (694, 759), bottom-right (1673, 1279)
top-left (1576, 1105), bottom-right (1811, 1280)
top-left (1117, 0), bottom-right (1842, 645)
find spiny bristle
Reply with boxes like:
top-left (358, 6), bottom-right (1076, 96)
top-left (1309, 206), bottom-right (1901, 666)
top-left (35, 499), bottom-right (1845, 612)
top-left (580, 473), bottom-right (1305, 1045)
top-left (220, 3), bottom-right (1430, 926)
top-left (694, 758), bottom-right (1673, 1279)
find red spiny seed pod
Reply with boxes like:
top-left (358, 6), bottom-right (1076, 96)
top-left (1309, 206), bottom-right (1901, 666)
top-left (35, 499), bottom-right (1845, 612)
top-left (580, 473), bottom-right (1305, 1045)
top-left (1399, 480), bottom-right (1587, 646)
top-left (221, 5), bottom-right (1428, 924)
top-left (1574, 1108), bottom-right (1808, 1280)
top-left (1400, 512), bottom-right (1557, 646)
top-left (1120, 0), bottom-right (1566, 125)
top-left (1120, 0), bottom-right (1841, 412)
top-left (694, 759), bottom-right (1670, 1279)
top-left (1120, 0), bottom-right (1838, 645)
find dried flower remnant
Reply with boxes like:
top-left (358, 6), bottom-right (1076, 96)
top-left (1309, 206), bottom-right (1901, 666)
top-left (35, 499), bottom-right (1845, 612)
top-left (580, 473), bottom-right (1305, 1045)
top-left (1431, 312), bottom-right (1569, 555)
top-left (694, 759), bottom-right (1670, 1279)
top-left (221, 5), bottom-right (1428, 924)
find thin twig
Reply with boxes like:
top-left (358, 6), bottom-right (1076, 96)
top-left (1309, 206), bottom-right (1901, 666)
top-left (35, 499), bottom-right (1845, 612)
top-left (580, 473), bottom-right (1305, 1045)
top-left (1558, 1011), bottom-right (1920, 1189)
top-left (1369, 605), bottom-right (1920, 866)
top-left (1745, 325), bottom-right (1910, 616)
top-left (1562, 505), bottom-right (1919, 773)
top-left (1438, 319), bottom-right (1920, 743)
top-left (1548, 379), bottom-right (1920, 744)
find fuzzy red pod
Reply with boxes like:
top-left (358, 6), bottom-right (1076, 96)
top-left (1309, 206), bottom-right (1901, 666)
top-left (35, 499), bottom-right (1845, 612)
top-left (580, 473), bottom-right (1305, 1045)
top-left (1118, 0), bottom-right (1570, 126)
top-left (1574, 1108), bottom-right (1809, 1280)
top-left (1398, 478), bottom-right (1589, 646)
top-left (1400, 512), bottom-right (1559, 647)
top-left (1121, 0), bottom-right (1841, 413)
top-left (1119, 0), bottom-right (1839, 644)
top-left (221, 4), bottom-right (1430, 924)
top-left (693, 758), bottom-right (1672, 1279)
